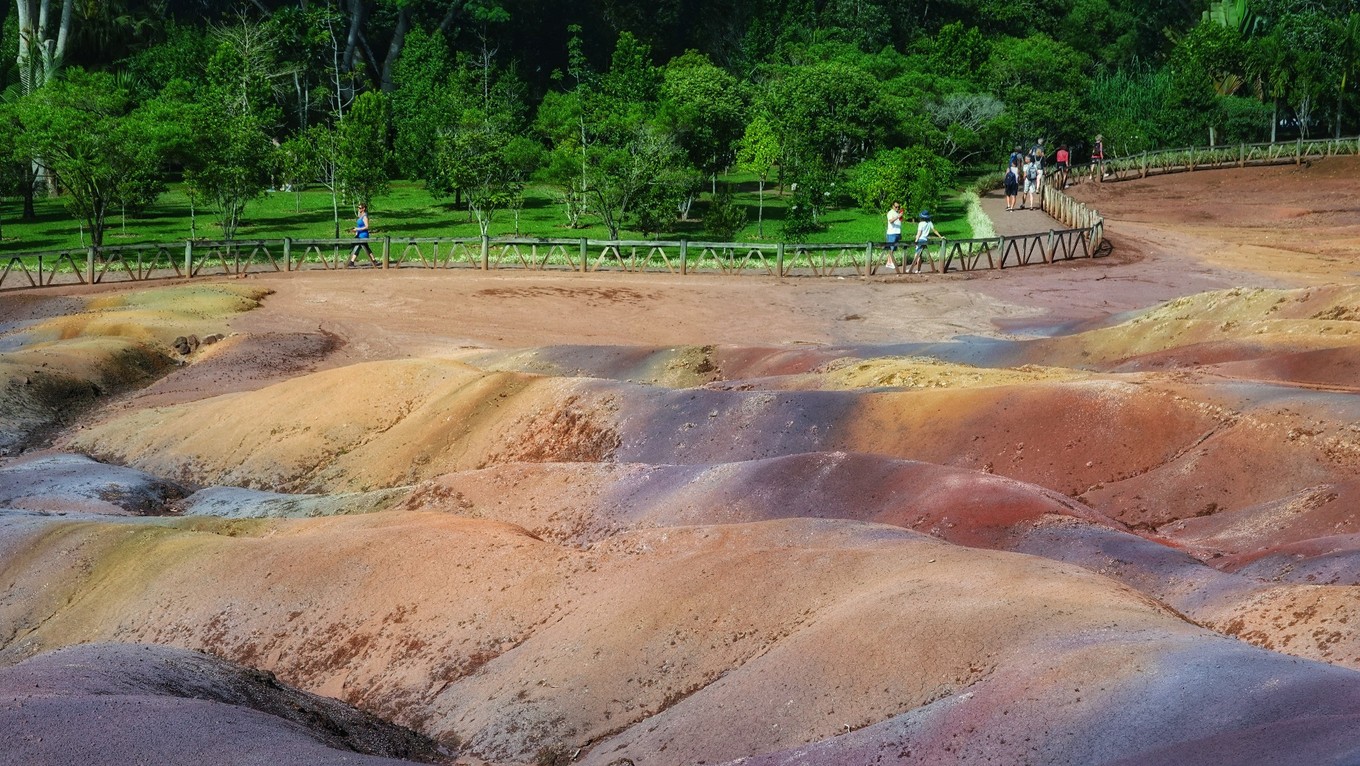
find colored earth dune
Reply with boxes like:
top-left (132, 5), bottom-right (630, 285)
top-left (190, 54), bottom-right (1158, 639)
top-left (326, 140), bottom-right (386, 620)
top-left (3, 159), bottom-right (1360, 765)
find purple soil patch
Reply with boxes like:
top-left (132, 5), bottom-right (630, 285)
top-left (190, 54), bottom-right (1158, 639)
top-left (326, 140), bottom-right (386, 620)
top-left (0, 643), bottom-right (449, 765)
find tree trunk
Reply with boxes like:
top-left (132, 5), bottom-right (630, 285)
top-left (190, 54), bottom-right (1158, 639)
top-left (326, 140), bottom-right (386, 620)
top-left (21, 162), bottom-right (36, 221)
top-left (757, 178), bottom-right (765, 238)
top-left (380, 7), bottom-right (410, 93)
top-left (1271, 101), bottom-right (1278, 143)
top-left (17, 0), bottom-right (74, 197)
top-left (1338, 89), bottom-right (1344, 140)
top-left (342, 0), bottom-right (364, 76)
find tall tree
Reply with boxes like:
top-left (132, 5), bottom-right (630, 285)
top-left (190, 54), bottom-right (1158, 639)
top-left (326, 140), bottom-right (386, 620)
top-left (14, 0), bottom-right (73, 95)
top-left (659, 50), bottom-right (746, 202)
top-left (336, 88), bottom-right (391, 208)
top-left (13, 68), bottom-right (170, 249)
top-left (735, 113), bottom-right (779, 238)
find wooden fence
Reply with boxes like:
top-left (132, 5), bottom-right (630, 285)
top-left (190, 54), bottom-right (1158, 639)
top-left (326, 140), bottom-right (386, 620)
top-left (0, 204), bottom-right (1107, 291)
top-left (1076, 135), bottom-right (1360, 184)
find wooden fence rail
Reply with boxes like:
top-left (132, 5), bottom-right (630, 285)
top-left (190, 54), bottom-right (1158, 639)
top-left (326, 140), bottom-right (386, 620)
top-left (1070, 135), bottom-right (1360, 185)
top-left (0, 219), bottom-right (1107, 291)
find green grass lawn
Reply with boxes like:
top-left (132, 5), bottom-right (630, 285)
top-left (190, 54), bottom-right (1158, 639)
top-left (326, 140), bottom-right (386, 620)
top-left (0, 176), bottom-right (974, 255)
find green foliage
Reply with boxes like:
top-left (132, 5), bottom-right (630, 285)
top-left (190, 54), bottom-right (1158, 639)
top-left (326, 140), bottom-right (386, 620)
top-left (704, 186), bottom-right (748, 241)
top-left (845, 147), bottom-right (955, 220)
top-left (122, 22), bottom-right (212, 100)
top-left (185, 111), bottom-right (277, 241)
top-left (1087, 65), bottom-right (1182, 154)
top-left (659, 51), bottom-right (747, 179)
top-left (337, 90), bottom-right (393, 208)
top-left (389, 27), bottom-right (462, 181)
top-left (12, 69), bottom-right (171, 248)
top-left (585, 123), bottom-right (690, 240)
top-left (925, 23), bottom-right (991, 84)
top-left (437, 114), bottom-right (542, 236)
top-left (603, 31), bottom-right (659, 103)
top-left (987, 33), bottom-right (1093, 145)
top-left (760, 60), bottom-right (890, 180)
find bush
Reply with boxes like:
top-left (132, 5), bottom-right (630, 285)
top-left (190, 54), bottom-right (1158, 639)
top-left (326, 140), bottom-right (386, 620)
top-left (704, 187), bottom-right (748, 241)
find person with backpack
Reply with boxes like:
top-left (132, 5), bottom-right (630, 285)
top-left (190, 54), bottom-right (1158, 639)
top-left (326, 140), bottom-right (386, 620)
top-left (1090, 134), bottom-right (1106, 181)
top-left (1003, 161), bottom-right (1020, 212)
top-left (1022, 156), bottom-right (1039, 210)
top-left (1055, 145), bottom-right (1070, 189)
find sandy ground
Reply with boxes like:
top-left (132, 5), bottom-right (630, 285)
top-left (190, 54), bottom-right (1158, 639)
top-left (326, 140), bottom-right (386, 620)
top-left (4, 156), bottom-right (1360, 766)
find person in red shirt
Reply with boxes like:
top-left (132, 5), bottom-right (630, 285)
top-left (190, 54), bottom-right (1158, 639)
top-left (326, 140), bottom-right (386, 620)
top-left (1055, 145), bottom-right (1070, 189)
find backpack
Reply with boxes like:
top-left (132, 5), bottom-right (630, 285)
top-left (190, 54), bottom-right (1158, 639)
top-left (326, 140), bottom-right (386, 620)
top-left (1025, 163), bottom-right (1037, 181)
top-left (1005, 168), bottom-right (1017, 184)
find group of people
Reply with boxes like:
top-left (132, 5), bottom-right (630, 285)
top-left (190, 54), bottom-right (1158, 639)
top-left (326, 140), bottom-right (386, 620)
top-left (882, 202), bottom-right (942, 275)
top-left (1001, 135), bottom-right (1105, 212)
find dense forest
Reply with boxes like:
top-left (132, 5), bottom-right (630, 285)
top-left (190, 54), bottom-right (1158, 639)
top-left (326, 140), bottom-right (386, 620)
top-left (3, 0), bottom-right (1359, 246)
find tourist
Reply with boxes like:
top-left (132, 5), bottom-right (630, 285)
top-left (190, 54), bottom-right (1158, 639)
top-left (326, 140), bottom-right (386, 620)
top-left (883, 201), bottom-right (904, 273)
top-left (1003, 162), bottom-right (1020, 211)
top-left (348, 204), bottom-right (372, 267)
top-left (1055, 145), bottom-right (1070, 189)
top-left (1091, 134), bottom-right (1106, 180)
top-left (909, 210), bottom-right (943, 274)
top-left (1023, 156), bottom-right (1038, 210)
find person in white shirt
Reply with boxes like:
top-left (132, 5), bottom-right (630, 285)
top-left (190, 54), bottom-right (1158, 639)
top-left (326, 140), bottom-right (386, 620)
top-left (883, 201), bottom-right (904, 273)
top-left (910, 210), bottom-right (942, 274)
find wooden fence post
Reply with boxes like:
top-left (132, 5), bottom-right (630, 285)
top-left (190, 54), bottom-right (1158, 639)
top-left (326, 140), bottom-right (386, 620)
top-left (1140, 151), bottom-right (1148, 178)
top-left (776, 242), bottom-right (785, 279)
top-left (283, 238), bottom-right (292, 272)
top-left (680, 239), bottom-right (688, 276)
top-left (87, 246), bottom-right (97, 284)
top-left (480, 235), bottom-right (490, 270)
top-left (382, 236), bottom-right (391, 270)
top-left (1296, 137), bottom-right (1303, 165)
top-left (184, 240), bottom-right (193, 278)
top-left (579, 238), bottom-right (588, 273)
top-left (863, 242), bottom-right (873, 281)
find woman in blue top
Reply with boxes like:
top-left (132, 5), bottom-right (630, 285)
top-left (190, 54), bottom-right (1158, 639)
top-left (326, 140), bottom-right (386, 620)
top-left (348, 204), bottom-right (372, 267)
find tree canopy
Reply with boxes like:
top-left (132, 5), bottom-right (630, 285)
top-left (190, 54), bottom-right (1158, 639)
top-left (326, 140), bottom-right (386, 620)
top-left (5, 0), bottom-right (1360, 242)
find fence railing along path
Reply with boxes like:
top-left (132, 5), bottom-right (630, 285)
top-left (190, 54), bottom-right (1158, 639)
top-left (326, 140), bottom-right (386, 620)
top-left (1073, 135), bottom-right (1360, 185)
top-left (0, 192), bottom-right (1105, 292)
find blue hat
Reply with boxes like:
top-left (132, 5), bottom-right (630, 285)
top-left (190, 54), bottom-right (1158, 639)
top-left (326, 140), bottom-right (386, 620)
top-left (919, 210), bottom-right (931, 220)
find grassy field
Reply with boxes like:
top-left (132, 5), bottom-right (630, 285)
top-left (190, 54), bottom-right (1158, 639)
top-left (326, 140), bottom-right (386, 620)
top-left (0, 175), bottom-right (973, 255)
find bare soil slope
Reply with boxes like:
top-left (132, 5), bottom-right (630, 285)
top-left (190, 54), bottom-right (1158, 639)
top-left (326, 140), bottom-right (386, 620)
top-left (4, 157), bottom-right (1360, 765)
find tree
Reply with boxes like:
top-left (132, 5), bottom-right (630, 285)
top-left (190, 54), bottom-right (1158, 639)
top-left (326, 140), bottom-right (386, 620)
top-left (1169, 19), bottom-right (1249, 145)
top-left (13, 68), bottom-right (170, 249)
top-left (15, 0), bottom-right (73, 94)
top-left (704, 185), bottom-right (747, 241)
top-left (389, 25), bottom-right (462, 182)
top-left (925, 92), bottom-right (1006, 164)
top-left (437, 114), bottom-right (541, 237)
top-left (184, 110), bottom-right (276, 241)
top-left (846, 147), bottom-right (955, 221)
top-left (987, 33), bottom-right (1093, 146)
top-left (336, 89), bottom-right (392, 208)
top-left (735, 114), bottom-right (779, 238)
top-left (298, 123), bottom-right (345, 237)
top-left (659, 50), bottom-right (746, 205)
top-left (585, 123), bottom-right (690, 240)
top-left (761, 61), bottom-right (890, 178)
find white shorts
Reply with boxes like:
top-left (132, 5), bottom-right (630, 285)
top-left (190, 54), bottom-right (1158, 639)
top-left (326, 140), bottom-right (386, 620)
top-left (1024, 180), bottom-right (1037, 193)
